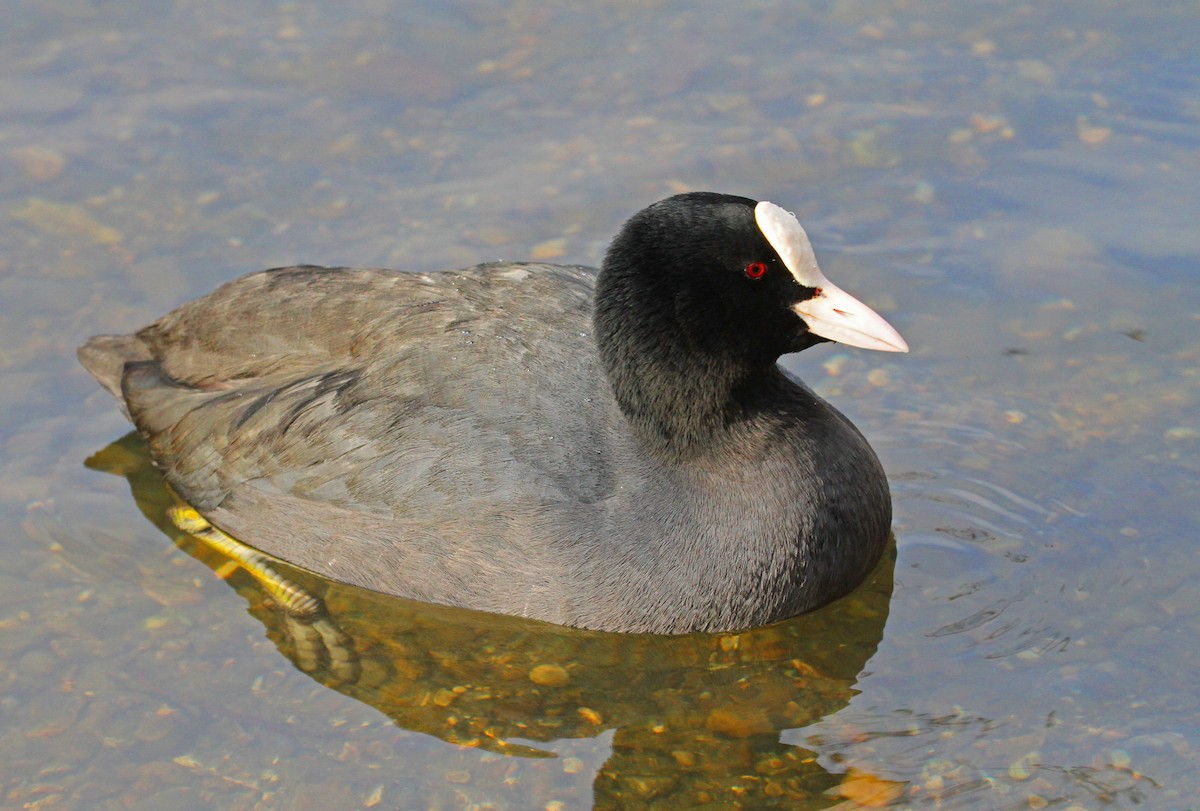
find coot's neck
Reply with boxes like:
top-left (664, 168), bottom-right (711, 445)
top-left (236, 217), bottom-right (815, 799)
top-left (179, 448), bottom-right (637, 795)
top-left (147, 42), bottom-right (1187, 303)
top-left (593, 263), bottom-right (778, 458)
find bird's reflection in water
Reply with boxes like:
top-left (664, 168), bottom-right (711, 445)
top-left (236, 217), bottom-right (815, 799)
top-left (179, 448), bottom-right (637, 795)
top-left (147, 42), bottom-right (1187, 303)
top-left (88, 432), bottom-right (899, 808)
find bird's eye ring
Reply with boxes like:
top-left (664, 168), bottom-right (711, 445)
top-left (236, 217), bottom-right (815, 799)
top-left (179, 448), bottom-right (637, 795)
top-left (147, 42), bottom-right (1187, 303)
top-left (745, 262), bottom-right (768, 279)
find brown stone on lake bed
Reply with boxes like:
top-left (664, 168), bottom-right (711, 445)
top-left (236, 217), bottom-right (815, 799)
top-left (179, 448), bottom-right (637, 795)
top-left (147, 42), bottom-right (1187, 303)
top-left (528, 663), bottom-right (570, 687)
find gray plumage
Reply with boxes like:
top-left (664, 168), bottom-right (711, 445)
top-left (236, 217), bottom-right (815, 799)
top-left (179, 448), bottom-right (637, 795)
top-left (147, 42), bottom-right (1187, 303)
top-left (79, 193), bottom-right (897, 633)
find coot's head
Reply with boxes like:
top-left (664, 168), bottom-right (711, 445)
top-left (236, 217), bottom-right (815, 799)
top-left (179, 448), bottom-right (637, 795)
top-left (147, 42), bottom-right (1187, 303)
top-left (596, 192), bottom-right (907, 367)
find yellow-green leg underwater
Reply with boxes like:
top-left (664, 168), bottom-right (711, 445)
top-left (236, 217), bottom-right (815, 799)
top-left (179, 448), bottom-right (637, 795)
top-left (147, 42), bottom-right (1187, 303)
top-left (167, 506), bottom-right (321, 617)
top-left (167, 506), bottom-right (360, 683)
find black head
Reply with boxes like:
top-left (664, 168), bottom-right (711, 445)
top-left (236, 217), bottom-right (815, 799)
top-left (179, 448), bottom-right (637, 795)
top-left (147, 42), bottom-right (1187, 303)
top-left (596, 192), bottom-right (907, 372)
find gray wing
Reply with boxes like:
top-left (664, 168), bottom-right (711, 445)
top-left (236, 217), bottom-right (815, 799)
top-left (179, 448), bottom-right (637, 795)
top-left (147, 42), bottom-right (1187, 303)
top-left (81, 264), bottom-right (623, 617)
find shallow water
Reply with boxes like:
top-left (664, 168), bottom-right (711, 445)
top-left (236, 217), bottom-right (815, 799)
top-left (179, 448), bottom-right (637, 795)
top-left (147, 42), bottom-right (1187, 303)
top-left (3, 1), bottom-right (1198, 809)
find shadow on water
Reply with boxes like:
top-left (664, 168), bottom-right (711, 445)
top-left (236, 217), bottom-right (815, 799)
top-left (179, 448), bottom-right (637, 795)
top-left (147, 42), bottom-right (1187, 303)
top-left (79, 431), bottom-right (901, 808)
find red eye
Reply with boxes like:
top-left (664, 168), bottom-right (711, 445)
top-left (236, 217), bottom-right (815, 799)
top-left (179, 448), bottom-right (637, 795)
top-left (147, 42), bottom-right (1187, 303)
top-left (745, 262), bottom-right (767, 279)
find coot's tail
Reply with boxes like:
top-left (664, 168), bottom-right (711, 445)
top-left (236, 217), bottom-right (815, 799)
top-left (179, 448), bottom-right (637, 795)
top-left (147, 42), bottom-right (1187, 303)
top-left (77, 334), bottom-right (152, 419)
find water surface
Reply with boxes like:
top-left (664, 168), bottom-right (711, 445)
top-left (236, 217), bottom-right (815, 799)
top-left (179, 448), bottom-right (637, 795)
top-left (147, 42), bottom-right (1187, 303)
top-left (3, 1), bottom-right (1198, 808)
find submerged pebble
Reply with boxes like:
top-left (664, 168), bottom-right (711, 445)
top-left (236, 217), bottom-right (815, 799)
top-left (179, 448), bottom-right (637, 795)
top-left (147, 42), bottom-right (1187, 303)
top-left (11, 198), bottom-right (123, 246)
top-left (528, 663), bottom-right (569, 687)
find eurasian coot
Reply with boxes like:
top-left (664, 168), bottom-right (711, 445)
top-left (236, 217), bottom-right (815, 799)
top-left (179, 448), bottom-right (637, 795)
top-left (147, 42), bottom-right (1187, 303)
top-left (79, 192), bottom-right (907, 633)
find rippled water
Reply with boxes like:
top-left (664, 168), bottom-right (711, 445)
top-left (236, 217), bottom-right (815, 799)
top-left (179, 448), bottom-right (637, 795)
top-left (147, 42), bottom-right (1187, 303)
top-left (3, 1), bottom-right (1198, 809)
